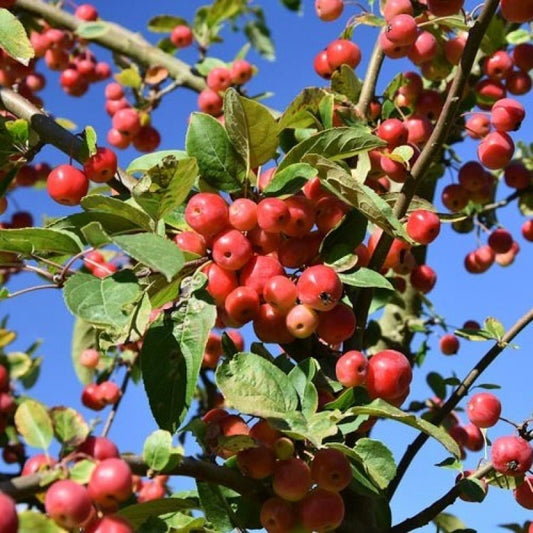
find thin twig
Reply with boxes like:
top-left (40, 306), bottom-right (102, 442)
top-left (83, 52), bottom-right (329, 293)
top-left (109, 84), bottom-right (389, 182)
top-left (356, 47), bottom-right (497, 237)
top-left (387, 307), bottom-right (533, 500)
top-left (101, 370), bottom-right (131, 438)
top-left (7, 283), bottom-right (59, 298)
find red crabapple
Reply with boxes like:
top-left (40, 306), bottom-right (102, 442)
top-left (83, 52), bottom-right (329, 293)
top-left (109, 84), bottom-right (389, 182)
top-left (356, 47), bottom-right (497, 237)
top-left (212, 229), bottom-right (253, 271)
top-left (272, 457), bottom-right (312, 501)
top-left (336, 350), bottom-right (368, 388)
top-left (88, 458), bottom-right (133, 509)
top-left (83, 147), bottom-right (117, 183)
top-left (297, 264), bottom-right (343, 312)
top-left (311, 448), bottom-right (352, 491)
top-left (522, 220), bottom-right (533, 241)
top-left (47, 164), bottom-right (89, 206)
top-left (466, 392), bottom-right (501, 428)
top-left (316, 303), bottom-right (356, 345)
top-left (386, 14), bottom-right (418, 47)
top-left (285, 304), bottom-right (319, 338)
top-left (85, 515), bottom-right (134, 533)
top-left (260, 497), bottom-right (297, 533)
top-left (170, 25), bottom-right (193, 48)
top-left (488, 228), bottom-right (513, 254)
top-left (45, 480), bottom-right (93, 529)
top-left (514, 476), bottom-right (533, 509)
top-left (406, 209), bottom-right (441, 244)
top-left (315, 0), bottom-right (344, 21)
top-left (439, 333), bottom-right (460, 355)
top-left (326, 39), bottom-right (361, 70)
top-left (230, 59), bottom-right (254, 85)
top-left (0, 492), bottom-right (18, 533)
top-left (298, 488), bottom-right (345, 532)
top-left (185, 193), bottom-right (229, 237)
top-left (491, 435), bottom-right (533, 476)
top-left (366, 349), bottom-right (412, 402)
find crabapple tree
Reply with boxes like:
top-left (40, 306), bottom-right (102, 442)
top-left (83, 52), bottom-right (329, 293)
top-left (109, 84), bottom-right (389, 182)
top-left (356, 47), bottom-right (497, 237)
top-left (0, 0), bottom-right (531, 532)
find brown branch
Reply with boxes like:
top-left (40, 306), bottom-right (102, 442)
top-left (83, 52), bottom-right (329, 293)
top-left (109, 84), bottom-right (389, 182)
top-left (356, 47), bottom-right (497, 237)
top-left (14, 0), bottom-right (206, 93)
top-left (386, 306), bottom-right (533, 500)
top-left (0, 87), bottom-right (135, 194)
top-left (0, 454), bottom-right (267, 502)
top-left (389, 462), bottom-right (494, 533)
top-left (355, 28), bottom-right (385, 118)
top-left (352, 0), bottom-right (501, 348)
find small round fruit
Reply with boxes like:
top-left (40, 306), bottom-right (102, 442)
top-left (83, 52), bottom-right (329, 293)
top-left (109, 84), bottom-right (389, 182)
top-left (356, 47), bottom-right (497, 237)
top-left (491, 435), bottom-right (533, 476)
top-left (311, 448), bottom-right (352, 491)
top-left (83, 147), bottom-right (117, 183)
top-left (260, 497), bottom-right (297, 533)
top-left (0, 492), bottom-right (18, 533)
top-left (47, 164), bottom-right (89, 206)
top-left (297, 264), bottom-right (343, 312)
top-left (439, 333), bottom-right (460, 355)
top-left (366, 349), bottom-right (412, 402)
top-left (45, 479), bottom-right (93, 529)
top-left (298, 488), bottom-right (345, 532)
top-left (514, 475), bottom-right (533, 509)
top-left (315, 0), bottom-right (344, 21)
top-left (170, 25), bottom-right (193, 48)
top-left (88, 458), bottom-right (133, 508)
top-left (272, 457), bottom-right (312, 501)
top-left (335, 350), bottom-right (368, 388)
top-left (326, 39), bottom-right (361, 70)
top-left (466, 392), bottom-right (501, 428)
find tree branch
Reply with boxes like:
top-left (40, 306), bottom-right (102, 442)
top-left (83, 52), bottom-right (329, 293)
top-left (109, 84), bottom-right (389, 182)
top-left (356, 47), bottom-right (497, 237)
top-left (389, 462), bottom-right (494, 533)
top-left (387, 306), bottom-right (533, 500)
top-left (0, 87), bottom-right (135, 194)
top-left (0, 454), bottom-right (268, 502)
top-left (356, 28), bottom-right (385, 118)
top-left (353, 0), bottom-right (501, 347)
top-left (14, 0), bottom-right (206, 93)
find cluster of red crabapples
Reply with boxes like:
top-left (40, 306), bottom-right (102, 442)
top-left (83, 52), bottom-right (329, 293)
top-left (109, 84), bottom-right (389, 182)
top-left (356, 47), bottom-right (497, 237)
top-left (45, 147), bottom-right (118, 206)
top-left (202, 409), bottom-right (351, 532)
top-left (0, 3), bottom-right (112, 105)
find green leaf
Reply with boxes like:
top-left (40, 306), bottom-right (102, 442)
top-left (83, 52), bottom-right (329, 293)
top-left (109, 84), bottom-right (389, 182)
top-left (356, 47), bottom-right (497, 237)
top-left (331, 65), bottom-right (363, 103)
top-left (331, 438), bottom-right (397, 491)
top-left (148, 15), bottom-right (189, 33)
top-left (455, 327), bottom-right (494, 342)
top-left (338, 268), bottom-right (394, 290)
top-left (244, 16), bottom-right (275, 60)
top-left (5, 352), bottom-right (32, 380)
top-left (81, 195), bottom-right (154, 232)
top-left (484, 317), bottom-right (505, 339)
top-left (280, 0), bottom-right (301, 10)
top-left (288, 359), bottom-right (318, 417)
top-left (82, 126), bottom-right (98, 159)
top-left (347, 399), bottom-right (461, 457)
top-left (263, 163), bottom-right (317, 197)
top-left (279, 126), bottom-right (385, 171)
top-left (141, 273), bottom-right (216, 432)
top-left (320, 210), bottom-right (367, 270)
top-left (133, 156), bottom-right (199, 220)
top-left (0, 9), bottom-right (34, 65)
top-left (224, 88), bottom-right (278, 171)
top-left (456, 477), bottom-right (487, 502)
top-left (435, 456), bottom-right (463, 470)
top-left (69, 459), bottom-right (96, 484)
top-left (114, 66), bottom-right (142, 89)
top-left (5, 119), bottom-right (30, 145)
top-left (63, 271), bottom-right (141, 331)
top-left (127, 150), bottom-right (188, 174)
top-left (267, 410), bottom-right (340, 448)
top-left (518, 190), bottom-right (533, 216)
top-left (207, 0), bottom-right (247, 26)
top-left (71, 318), bottom-right (96, 385)
top-left (0, 227), bottom-right (82, 256)
top-left (427, 372), bottom-right (446, 400)
top-left (118, 498), bottom-right (198, 528)
top-left (143, 429), bottom-right (173, 471)
top-left (278, 88), bottom-right (329, 131)
top-left (433, 512), bottom-right (468, 533)
top-left (186, 113), bottom-right (244, 192)
top-left (112, 233), bottom-right (184, 282)
top-left (485, 470), bottom-right (523, 490)
top-left (50, 406), bottom-right (89, 447)
top-left (14, 400), bottom-right (53, 451)
top-left (18, 511), bottom-right (64, 533)
top-left (49, 211), bottom-right (145, 238)
top-left (197, 482), bottom-right (233, 533)
top-left (216, 352), bottom-right (299, 417)
top-left (75, 21), bottom-right (110, 39)
top-left (194, 57), bottom-right (229, 76)
top-left (304, 154), bottom-right (414, 241)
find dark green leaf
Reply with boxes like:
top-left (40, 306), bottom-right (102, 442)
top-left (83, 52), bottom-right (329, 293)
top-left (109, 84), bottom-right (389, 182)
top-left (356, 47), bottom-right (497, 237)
top-left (14, 400), bottom-right (53, 450)
top-left (320, 210), bottom-right (367, 270)
top-left (224, 88), bottom-right (278, 170)
top-left (338, 268), bottom-right (394, 290)
top-left (0, 9), bottom-right (34, 65)
top-left (148, 15), bottom-right (189, 33)
top-left (278, 88), bottom-right (329, 131)
top-left (197, 482), bottom-right (233, 533)
top-left (331, 65), bottom-right (363, 103)
top-left (288, 359), bottom-right (318, 417)
top-left (112, 233), bottom-right (184, 282)
top-left (456, 477), bottom-right (487, 502)
top-left (279, 126), bottom-right (385, 171)
top-left (75, 21), bottom-right (110, 39)
top-left (279, 0), bottom-right (301, 11)
top-left (304, 154), bottom-right (414, 241)
top-left (141, 273), bottom-right (216, 432)
top-left (347, 399), bottom-right (461, 457)
top-left (263, 163), bottom-right (317, 197)
top-left (0, 227), bottom-right (83, 256)
top-left (435, 456), bottom-right (463, 470)
top-left (427, 372), bottom-right (446, 400)
top-left (118, 498), bottom-right (198, 528)
top-left (216, 352), bottom-right (299, 417)
top-left (244, 17), bottom-right (275, 60)
top-left (64, 271), bottom-right (141, 331)
top-left (186, 113), bottom-right (244, 192)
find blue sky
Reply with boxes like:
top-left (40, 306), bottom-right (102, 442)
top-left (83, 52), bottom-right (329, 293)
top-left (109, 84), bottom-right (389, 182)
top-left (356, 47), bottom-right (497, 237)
top-left (2, 1), bottom-right (532, 531)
